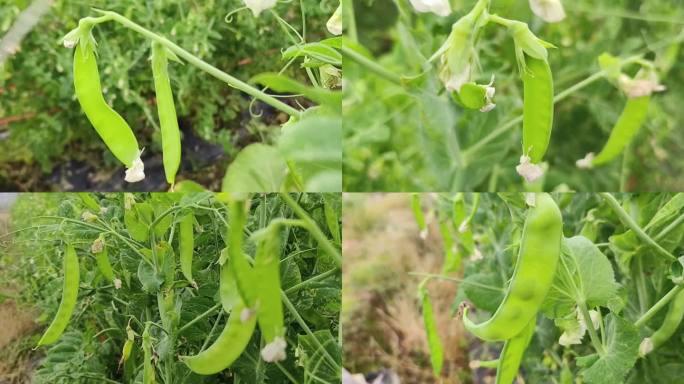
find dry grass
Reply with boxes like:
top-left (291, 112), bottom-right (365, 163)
top-left (342, 194), bottom-right (468, 383)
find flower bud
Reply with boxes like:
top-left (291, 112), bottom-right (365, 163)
top-left (243, 0), bottom-right (277, 17)
top-left (327, 5), bottom-right (342, 35)
top-left (528, 0), bottom-right (566, 23)
top-left (409, 0), bottom-right (451, 17)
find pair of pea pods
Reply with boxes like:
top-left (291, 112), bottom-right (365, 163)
top-left (74, 40), bottom-right (180, 185)
top-left (461, 193), bottom-right (563, 383)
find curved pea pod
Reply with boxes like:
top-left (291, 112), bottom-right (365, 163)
top-left (522, 57), bottom-right (554, 164)
top-left (421, 287), bottom-right (444, 376)
top-left (178, 213), bottom-right (195, 285)
top-left (591, 96), bottom-right (650, 166)
top-left (640, 288), bottom-right (684, 356)
top-left (151, 42), bottom-right (181, 185)
top-left (227, 199), bottom-right (259, 306)
top-left (253, 225), bottom-right (285, 361)
top-left (73, 44), bottom-right (142, 174)
top-left (496, 318), bottom-right (536, 384)
top-left (181, 300), bottom-right (257, 375)
top-left (219, 248), bottom-right (240, 313)
top-left (462, 193), bottom-right (562, 341)
top-left (37, 244), bottom-right (80, 347)
top-left (142, 323), bottom-right (155, 384)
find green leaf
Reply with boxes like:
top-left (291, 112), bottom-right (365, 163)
top-left (137, 260), bottom-right (162, 293)
top-left (577, 314), bottom-right (640, 384)
top-left (279, 115), bottom-right (341, 192)
top-left (297, 330), bottom-right (341, 384)
top-left (222, 144), bottom-right (287, 192)
top-left (541, 236), bottom-right (620, 319)
top-left (460, 272), bottom-right (504, 313)
top-left (282, 42), bottom-right (341, 67)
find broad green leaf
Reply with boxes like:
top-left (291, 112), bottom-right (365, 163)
top-left (541, 236), bottom-right (620, 319)
top-left (222, 143), bottom-right (287, 192)
top-left (577, 314), bottom-right (640, 384)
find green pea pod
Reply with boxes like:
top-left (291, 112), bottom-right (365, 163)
top-left (219, 249), bottom-right (240, 313)
top-left (522, 57), bottom-right (554, 164)
top-left (179, 213), bottom-right (194, 285)
top-left (181, 300), bottom-right (257, 375)
top-left (323, 195), bottom-right (341, 244)
top-left (463, 193), bottom-right (562, 341)
top-left (420, 287), bottom-right (444, 377)
top-left (73, 44), bottom-right (140, 168)
top-left (496, 318), bottom-right (536, 384)
top-left (439, 220), bottom-right (459, 273)
top-left (228, 199), bottom-right (258, 306)
top-left (37, 244), bottom-right (80, 347)
top-left (411, 194), bottom-right (427, 232)
top-left (641, 289), bottom-right (684, 355)
top-left (254, 225), bottom-right (284, 344)
top-left (94, 242), bottom-right (115, 282)
top-left (591, 96), bottom-right (650, 166)
top-left (142, 323), bottom-right (156, 384)
top-left (151, 42), bottom-right (181, 185)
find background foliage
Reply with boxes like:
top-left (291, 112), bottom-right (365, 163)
top-left (343, 0), bottom-right (684, 192)
top-left (0, 0), bottom-right (337, 191)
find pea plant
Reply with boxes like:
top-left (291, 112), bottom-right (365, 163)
top-left (343, 0), bottom-right (684, 191)
top-left (0, 192), bottom-right (341, 383)
top-left (411, 192), bottom-right (684, 383)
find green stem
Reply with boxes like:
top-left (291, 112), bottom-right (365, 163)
top-left (284, 268), bottom-right (338, 294)
top-left (178, 303), bottom-right (222, 334)
top-left (654, 211), bottom-right (684, 242)
top-left (600, 193), bottom-right (676, 261)
top-left (635, 285), bottom-right (684, 328)
top-left (93, 10), bottom-right (302, 118)
top-left (578, 301), bottom-right (605, 355)
top-left (341, 46), bottom-right (402, 85)
top-left (279, 193), bottom-right (342, 268)
top-left (341, 0), bottom-right (357, 43)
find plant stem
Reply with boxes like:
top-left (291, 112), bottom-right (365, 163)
top-left (178, 303), bottom-right (221, 334)
top-left (341, 46), bottom-right (402, 85)
top-left (579, 301), bottom-right (606, 355)
top-left (341, 0), bottom-right (357, 43)
top-left (600, 193), bottom-right (676, 261)
top-left (279, 193), bottom-right (342, 268)
top-left (635, 285), bottom-right (684, 328)
top-left (654, 210), bottom-right (684, 242)
top-left (93, 10), bottom-right (302, 118)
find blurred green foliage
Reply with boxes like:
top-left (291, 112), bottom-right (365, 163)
top-left (0, 0), bottom-right (336, 190)
top-left (343, 0), bottom-right (684, 192)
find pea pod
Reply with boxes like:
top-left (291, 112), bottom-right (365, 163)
top-left (496, 318), bottom-right (536, 384)
top-left (73, 44), bottom-right (142, 179)
top-left (462, 193), bottom-right (562, 341)
top-left (411, 193), bottom-right (427, 237)
top-left (522, 57), bottom-right (554, 164)
top-left (219, 248), bottom-right (239, 313)
top-left (37, 244), bottom-right (80, 347)
top-left (92, 236), bottom-right (115, 282)
top-left (181, 300), bottom-right (257, 375)
top-left (640, 288), bottom-right (684, 356)
top-left (151, 42), bottom-right (181, 185)
top-left (142, 322), bottom-right (155, 384)
top-left (420, 285), bottom-right (444, 377)
top-left (227, 199), bottom-right (258, 306)
top-left (591, 96), bottom-right (650, 166)
top-left (253, 225), bottom-right (285, 355)
top-left (178, 213), bottom-right (195, 285)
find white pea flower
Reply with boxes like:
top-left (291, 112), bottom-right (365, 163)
top-left (114, 278), bottom-right (122, 290)
top-left (516, 155), bottom-right (544, 183)
top-left (618, 70), bottom-right (666, 99)
top-left (124, 155), bottom-right (145, 183)
top-left (576, 152), bottom-right (595, 169)
top-left (243, 0), bottom-right (277, 17)
top-left (480, 77), bottom-right (497, 112)
top-left (470, 247), bottom-right (483, 261)
top-left (525, 193), bottom-right (537, 207)
top-left (559, 308), bottom-right (600, 346)
top-left (409, 0), bottom-right (451, 17)
top-left (327, 5), bottom-right (342, 36)
top-left (240, 307), bottom-right (256, 323)
top-left (639, 337), bottom-right (654, 357)
top-left (419, 228), bottom-right (429, 240)
top-left (82, 211), bottom-right (98, 222)
top-left (443, 62), bottom-right (472, 93)
top-left (529, 0), bottom-right (566, 23)
top-left (260, 336), bottom-right (287, 362)
top-left (91, 237), bottom-right (105, 253)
